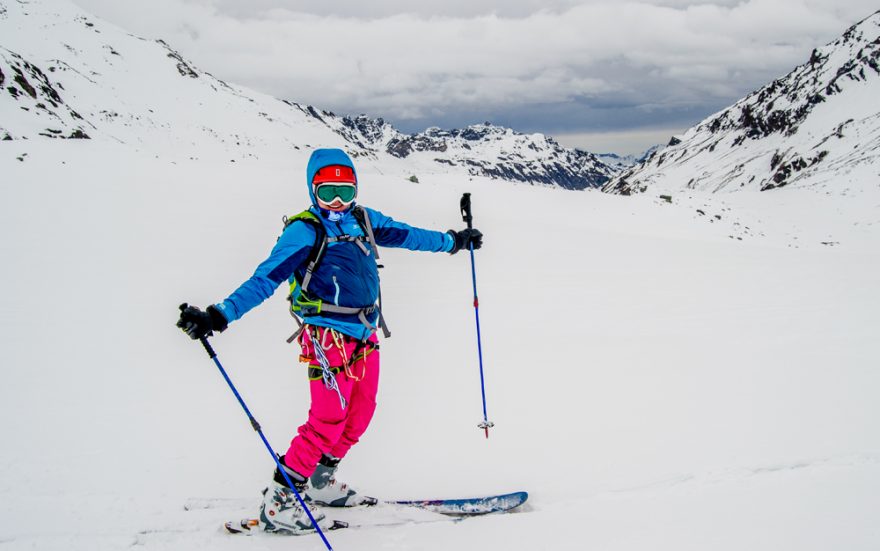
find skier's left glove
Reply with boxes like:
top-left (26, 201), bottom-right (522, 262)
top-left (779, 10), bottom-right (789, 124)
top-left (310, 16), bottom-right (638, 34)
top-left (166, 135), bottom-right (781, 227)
top-left (448, 228), bottom-right (483, 254)
top-left (177, 303), bottom-right (228, 340)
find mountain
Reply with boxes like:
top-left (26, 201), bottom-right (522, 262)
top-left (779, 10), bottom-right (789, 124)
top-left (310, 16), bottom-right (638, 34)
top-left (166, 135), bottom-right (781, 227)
top-left (0, 0), bottom-right (366, 159)
top-left (320, 113), bottom-right (616, 189)
top-left (0, 0), bottom-right (615, 189)
top-left (595, 145), bottom-right (663, 171)
top-left (603, 11), bottom-right (880, 195)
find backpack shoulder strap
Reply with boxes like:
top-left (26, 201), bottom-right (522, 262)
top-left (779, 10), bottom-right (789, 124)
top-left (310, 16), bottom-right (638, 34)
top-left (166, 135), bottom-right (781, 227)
top-left (351, 205), bottom-right (380, 261)
top-left (281, 210), bottom-right (327, 293)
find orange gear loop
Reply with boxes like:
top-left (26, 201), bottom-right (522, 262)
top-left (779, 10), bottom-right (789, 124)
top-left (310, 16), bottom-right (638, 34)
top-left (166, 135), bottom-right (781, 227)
top-left (304, 326), bottom-right (369, 382)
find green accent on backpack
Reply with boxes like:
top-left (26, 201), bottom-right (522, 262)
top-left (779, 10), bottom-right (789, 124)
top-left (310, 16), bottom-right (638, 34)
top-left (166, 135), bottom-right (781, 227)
top-left (281, 210), bottom-right (326, 316)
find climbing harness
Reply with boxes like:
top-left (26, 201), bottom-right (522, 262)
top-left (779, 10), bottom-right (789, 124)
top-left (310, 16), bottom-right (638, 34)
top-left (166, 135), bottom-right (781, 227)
top-left (302, 326), bottom-right (380, 409)
top-left (310, 329), bottom-right (346, 410)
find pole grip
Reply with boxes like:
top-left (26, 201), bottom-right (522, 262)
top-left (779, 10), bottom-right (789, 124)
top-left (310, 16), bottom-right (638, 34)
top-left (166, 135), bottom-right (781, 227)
top-left (460, 193), bottom-right (473, 229)
top-left (200, 336), bottom-right (217, 359)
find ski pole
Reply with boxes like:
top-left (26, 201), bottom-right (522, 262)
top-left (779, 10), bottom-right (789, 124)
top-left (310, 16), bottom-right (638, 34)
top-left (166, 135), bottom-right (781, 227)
top-left (460, 193), bottom-right (494, 439)
top-left (187, 322), bottom-right (334, 550)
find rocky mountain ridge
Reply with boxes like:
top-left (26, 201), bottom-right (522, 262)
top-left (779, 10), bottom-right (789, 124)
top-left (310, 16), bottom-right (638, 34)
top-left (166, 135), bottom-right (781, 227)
top-left (1, 0), bottom-right (616, 189)
top-left (287, 109), bottom-right (617, 189)
top-left (603, 10), bottom-right (880, 195)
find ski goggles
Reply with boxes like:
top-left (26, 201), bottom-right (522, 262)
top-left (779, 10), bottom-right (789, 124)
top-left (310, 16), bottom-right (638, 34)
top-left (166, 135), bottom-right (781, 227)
top-left (314, 183), bottom-right (357, 204)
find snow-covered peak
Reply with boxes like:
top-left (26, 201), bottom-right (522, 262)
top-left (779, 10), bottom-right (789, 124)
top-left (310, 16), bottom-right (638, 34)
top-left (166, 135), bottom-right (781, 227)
top-left (0, 0), bottom-right (364, 159)
top-left (313, 115), bottom-right (617, 189)
top-left (596, 144), bottom-right (663, 171)
top-left (603, 10), bottom-right (880, 195)
top-left (1, 0), bottom-right (620, 189)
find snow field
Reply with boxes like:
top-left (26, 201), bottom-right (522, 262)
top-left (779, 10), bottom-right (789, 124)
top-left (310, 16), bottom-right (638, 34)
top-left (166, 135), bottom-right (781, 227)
top-left (1, 140), bottom-right (879, 550)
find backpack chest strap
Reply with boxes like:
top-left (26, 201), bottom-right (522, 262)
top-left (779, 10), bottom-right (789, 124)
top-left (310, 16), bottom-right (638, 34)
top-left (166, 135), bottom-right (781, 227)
top-left (326, 234), bottom-right (371, 255)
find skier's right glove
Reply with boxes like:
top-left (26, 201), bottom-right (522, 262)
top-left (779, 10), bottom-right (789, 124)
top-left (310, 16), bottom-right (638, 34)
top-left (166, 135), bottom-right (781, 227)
top-left (447, 228), bottom-right (483, 254)
top-left (177, 303), bottom-right (228, 340)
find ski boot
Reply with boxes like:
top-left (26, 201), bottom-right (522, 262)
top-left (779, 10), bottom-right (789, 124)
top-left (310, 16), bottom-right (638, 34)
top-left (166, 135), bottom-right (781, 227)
top-left (305, 454), bottom-right (378, 507)
top-left (259, 464), bottom-right (331, 535)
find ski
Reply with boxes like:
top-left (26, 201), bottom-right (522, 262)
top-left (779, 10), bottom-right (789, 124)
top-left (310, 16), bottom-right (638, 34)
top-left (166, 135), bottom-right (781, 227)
top-left (224, 518), bottom-right (350, 535)
top-left (224, 516), bottom-right (459, 535)
top-left (224, 491), bottom-right (528, 535)
top-left (391, 491), bottom-right (528, 515)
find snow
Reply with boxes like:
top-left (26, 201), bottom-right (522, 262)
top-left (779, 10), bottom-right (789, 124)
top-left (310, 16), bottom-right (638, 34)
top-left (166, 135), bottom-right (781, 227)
top-left (2, 139), bottom-right (879, 550)
top-left (2, 1), bottom-right (880, 550)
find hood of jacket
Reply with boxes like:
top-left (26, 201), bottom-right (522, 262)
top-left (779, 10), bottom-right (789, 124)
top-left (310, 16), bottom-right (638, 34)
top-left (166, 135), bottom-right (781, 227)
top-left (306, 148), bottom-right (358, 208)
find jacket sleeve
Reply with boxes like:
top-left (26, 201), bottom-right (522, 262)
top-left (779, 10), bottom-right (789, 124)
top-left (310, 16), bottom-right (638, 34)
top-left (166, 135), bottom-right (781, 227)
top-left (214, 222), bottom-right (316, 324)
top-left (365, 207), bottom-right (455, 253)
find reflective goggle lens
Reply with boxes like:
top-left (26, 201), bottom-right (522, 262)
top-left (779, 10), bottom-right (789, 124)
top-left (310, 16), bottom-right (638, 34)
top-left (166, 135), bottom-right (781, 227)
top-left (315, 184), bottom-right (357, 204)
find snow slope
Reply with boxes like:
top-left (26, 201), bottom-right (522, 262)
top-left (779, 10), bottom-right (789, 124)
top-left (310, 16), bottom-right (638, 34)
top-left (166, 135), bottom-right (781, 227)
top-left (604, 10), bottom-right (880, 196)
top-left (2, 137), bottom-right (879, 550)
top-left (0, 0), bottom-right (361, 159)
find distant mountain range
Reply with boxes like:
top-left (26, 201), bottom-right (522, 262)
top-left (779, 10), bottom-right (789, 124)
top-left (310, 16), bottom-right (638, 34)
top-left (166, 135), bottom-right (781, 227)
top-left (4, 0), bottom-right (875, 197)
top-left (595, 146), bottom-right (662, 171)
top-left (0, 0), bottom-right (617, 190)
top-left (306, 112), bottom-right (621, 189)
top-left (603, 10), bottom-right (880, 195)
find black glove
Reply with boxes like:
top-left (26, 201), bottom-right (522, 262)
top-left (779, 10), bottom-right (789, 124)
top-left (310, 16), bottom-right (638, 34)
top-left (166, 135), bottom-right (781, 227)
top-left (177, 303), bottom-right (228, 340)
top-left (448, 228), bottom-right (483, 254)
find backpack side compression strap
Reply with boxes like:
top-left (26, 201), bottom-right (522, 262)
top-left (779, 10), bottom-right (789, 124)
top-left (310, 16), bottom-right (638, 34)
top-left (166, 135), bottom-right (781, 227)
top-left (352, 206), bottom-right (391, 338)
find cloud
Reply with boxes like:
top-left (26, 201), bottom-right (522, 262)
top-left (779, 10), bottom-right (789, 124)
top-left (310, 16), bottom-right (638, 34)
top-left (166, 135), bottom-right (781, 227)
top-left (71, 0), bottom-right (879, 150)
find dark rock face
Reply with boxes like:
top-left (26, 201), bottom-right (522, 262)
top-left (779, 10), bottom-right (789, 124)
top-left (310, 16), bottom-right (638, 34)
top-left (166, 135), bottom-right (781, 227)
top-left (157, 41), bottom-right (199, 78)
top-left (703, 17), bottom-right (879, 144)
top-left (764, 150), bottom-right (828, 190)
top-left (1, 49), bottom-right (90, 139)
top-left (386, 137), bottom-right (413, 158)
top-left (385, 133), bottom-right (450, 158)
top-left (341, 115), bottom-right (386, 145)
top-left (13, 68), bottom-right (37, 98)
top-left (306, 106), bottom-right (326, 123)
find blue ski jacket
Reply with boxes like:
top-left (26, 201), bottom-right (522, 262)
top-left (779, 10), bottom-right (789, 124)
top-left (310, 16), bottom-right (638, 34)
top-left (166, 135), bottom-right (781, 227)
top-left (215, 148), bottom-right (455, 340)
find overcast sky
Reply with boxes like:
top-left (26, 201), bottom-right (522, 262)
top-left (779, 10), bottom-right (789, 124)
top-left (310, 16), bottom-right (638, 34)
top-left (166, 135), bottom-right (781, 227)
top-left (72, 0), bottom-right (878, 154)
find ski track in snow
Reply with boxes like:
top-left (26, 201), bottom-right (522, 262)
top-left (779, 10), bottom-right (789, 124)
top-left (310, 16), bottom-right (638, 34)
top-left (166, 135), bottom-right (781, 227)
top-left (610, 453), bottom-right (880, 495)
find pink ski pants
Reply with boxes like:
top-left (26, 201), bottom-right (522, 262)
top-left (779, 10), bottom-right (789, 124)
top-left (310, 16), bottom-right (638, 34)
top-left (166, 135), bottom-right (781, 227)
top-left (283, 326), bottom-right (380, 478)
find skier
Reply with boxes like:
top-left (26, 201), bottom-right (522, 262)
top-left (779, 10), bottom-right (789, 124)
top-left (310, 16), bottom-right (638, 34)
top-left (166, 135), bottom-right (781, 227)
top-left (177, 148), bottom-right (483, 535)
